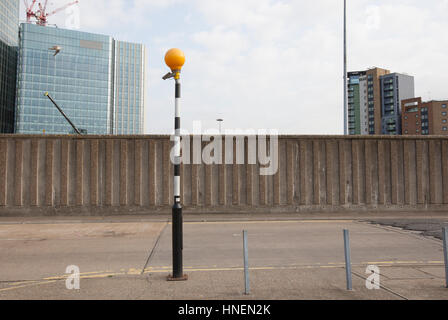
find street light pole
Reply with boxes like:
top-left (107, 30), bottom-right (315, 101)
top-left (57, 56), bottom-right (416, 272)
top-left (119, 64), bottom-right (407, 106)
top-left (163, 48), bottom-right (188, 281)
top-left (217, 118), bottom-right (223, 134)
top-left (343, 0), bottom-right (348, 135)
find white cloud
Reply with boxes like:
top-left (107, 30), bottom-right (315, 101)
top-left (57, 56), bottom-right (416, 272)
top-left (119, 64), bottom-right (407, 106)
top-left (19, 0), bottom-right (448, 134)
top-left (177, 0), bottom-right (345, 134)
top-left (365, 6), bottom-right (381, 30)
top-left (173, 0), bottom-right (448, 134)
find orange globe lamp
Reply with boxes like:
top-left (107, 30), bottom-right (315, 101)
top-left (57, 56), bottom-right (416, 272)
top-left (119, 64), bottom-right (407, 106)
top-left (164, 48), bottom-right (185, 72)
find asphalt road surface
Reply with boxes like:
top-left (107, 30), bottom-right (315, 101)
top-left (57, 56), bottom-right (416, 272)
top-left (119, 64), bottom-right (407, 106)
top-left (366, 218), bottom-right (448, 240)
top-left (1, 214), bottom-right (448, 299)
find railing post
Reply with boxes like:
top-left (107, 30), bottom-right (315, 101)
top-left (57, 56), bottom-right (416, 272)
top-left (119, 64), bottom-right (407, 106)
top-left (443, 227), bottom-right (448, 288)
top-left (243, 230), bottom-right (250, 295)
top-left (343, 229), bottom-right (352, 290)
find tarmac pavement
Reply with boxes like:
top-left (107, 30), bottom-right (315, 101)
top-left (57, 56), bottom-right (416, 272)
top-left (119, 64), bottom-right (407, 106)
top-left (1, 214), bottom-right (448, 300)
top-left (366, 218), bottom-right (448, 240)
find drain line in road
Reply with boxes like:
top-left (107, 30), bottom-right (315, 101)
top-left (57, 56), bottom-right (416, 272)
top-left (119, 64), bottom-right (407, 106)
top-left (141, 223), bottom-right (168, 275)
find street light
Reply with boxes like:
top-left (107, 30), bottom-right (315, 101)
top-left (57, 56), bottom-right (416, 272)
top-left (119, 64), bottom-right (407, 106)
top-left (217, 118), bottom-right (223, 134)
top-left (343, 0), bottom-right (348, 135)
top-left (163, 48), bottom-right (188, 281)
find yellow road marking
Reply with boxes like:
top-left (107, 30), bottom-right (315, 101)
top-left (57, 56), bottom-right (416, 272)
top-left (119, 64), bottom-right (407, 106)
top-left (0, 280), bottom-right (58, 293)
top-left (364, 260), bottom-right (443, 265)
top-left (1, 260), bottom-right (445, 294)
top-left (142, 260), bottom-right (444, 274)
top-left (77, 273), bottom-right (126, 279)
top-left (3, 280), bottom-right (41, 286)
top-left (182, 220), bottom-right (354, 225)
top-left (44, 270), bottom-right (113, 280)
top-left (0, 273), bottom-right (126, 293)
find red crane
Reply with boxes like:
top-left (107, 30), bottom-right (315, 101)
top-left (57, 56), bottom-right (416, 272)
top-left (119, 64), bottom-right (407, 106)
top-left (36, 1), bottom-right (79, 26)
top-left (25, 1), bottom-right (79, 26)
top-left (23, 0), bottom-right (38, 23)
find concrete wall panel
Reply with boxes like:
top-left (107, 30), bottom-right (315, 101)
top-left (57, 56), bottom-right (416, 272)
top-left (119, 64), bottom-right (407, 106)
top-left (1, 135), bottom-right (448, 215)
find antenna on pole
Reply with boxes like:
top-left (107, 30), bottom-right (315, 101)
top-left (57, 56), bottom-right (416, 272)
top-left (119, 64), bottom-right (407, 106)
top-left (343, 0), bottom-right (348, 135)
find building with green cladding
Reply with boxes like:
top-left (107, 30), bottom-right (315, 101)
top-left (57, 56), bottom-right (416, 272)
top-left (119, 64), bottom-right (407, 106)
top-left (347, 71), bottom-right (364, 135)
top-left (15, 23), bottom-right (146, 134)
top-left (0, 0), bottom-right (19, 133)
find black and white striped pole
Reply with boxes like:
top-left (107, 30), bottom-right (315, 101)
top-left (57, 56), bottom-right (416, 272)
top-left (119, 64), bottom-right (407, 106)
top-left (163, 48), bottom-right (188, 281)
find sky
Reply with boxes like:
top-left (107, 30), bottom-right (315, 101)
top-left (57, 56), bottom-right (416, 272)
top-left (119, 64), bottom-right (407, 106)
top-left (19, 0), bottom-right (448, 134)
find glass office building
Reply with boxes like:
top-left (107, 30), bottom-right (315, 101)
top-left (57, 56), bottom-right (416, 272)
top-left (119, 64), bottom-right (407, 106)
top-left (15, 23), bottom-right (146, 134)
top-left (113, 40), bottom-right (146, 134)
top-left (0, 0), bottom-right (19, 133)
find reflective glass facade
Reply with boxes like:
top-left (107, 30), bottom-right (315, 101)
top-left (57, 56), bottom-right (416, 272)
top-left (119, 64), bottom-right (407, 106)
top-left (15, 23), bottom-right (146, 134)
top-left (0, 0), bottom-right (19, 133)
top-left (113, 41), bottom-right (146, 134)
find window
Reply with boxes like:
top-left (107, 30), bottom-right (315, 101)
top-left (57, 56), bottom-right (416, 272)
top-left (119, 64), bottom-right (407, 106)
top-left (443, 112), bottom-right (447, 116)
top-left (443, 119), bottom-right (447, 123)
top-left (405, 130), bottom-right (408, 134)
top-left (444, 127), bottom-right (448, 131)
top-left (404, 116), bottom-right (408, 120)
top-left (443, 104), bottom-right (447, 109)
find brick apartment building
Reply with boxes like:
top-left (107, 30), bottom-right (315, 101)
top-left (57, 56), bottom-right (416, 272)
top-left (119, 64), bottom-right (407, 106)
top-left (402, 97), bottom-right (448, 135)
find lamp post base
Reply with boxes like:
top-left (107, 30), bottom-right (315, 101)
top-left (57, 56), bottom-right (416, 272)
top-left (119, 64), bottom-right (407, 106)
top-left (167, 274), bottom-right (188, 281)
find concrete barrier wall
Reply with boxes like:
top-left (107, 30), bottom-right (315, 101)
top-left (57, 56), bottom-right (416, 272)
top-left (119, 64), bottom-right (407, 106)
top-left (1, 135), bottom-right (448, 216)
